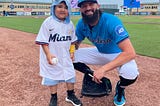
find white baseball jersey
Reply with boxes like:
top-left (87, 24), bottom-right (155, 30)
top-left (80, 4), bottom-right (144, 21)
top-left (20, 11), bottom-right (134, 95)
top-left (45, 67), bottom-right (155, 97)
top-left (36, 16), bottom-right (77, 81)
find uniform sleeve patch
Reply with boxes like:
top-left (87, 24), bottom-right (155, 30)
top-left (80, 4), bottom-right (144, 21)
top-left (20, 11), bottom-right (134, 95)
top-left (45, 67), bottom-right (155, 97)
top-left (115, 25), bottom-right (127, 36)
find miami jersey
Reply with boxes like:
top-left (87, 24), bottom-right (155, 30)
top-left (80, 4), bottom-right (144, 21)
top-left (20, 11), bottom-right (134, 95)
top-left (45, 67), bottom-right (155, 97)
top-left (36, 16), bottom-right (77, 80)
top-left (76, 13), bottom-right (129, 54)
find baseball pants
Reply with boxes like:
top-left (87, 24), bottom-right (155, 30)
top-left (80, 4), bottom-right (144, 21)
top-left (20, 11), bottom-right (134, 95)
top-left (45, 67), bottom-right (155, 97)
top-left (74, 47), bottom-right (139, 80)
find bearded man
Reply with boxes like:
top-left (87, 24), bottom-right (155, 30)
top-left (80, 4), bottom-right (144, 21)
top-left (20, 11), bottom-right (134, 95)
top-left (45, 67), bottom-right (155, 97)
top-left (73, 0), bottom-right (139, 106)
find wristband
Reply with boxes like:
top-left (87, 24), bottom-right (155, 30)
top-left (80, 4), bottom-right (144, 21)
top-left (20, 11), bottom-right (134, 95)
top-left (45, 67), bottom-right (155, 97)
top-left (70, 45), bottom-right (75, 53)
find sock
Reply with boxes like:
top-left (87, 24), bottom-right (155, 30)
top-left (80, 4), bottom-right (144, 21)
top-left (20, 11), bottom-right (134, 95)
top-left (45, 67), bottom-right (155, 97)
top-left (117, 82), bottom-right (125, 102)
top-left (67, 89), bottom-right (74, 96)
top-left (117, 82), bottom-right (125, 95)
top-left (119, 76), bottom-right (137, 86)
top-left (51, 93), bottom-right (57, 99)
top-left (73, 62), bottom-right (93, 74)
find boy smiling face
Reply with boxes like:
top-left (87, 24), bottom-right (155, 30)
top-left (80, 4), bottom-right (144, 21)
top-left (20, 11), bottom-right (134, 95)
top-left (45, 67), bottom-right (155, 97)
top-left (54, 1), bottom-right (69, 21)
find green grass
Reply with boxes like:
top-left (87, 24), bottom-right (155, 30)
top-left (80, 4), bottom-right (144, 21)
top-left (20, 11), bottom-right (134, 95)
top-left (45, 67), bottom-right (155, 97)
top-left (118, 15), bottom-right (160, 23)
top-left (0, 16), bottom-right (44, 34)
top-left (118, 16), bottom-right (160, 58)
top-left (0, 15), bottom-right (159, 58)
top-left (125, 24), bottom-right (160, 58)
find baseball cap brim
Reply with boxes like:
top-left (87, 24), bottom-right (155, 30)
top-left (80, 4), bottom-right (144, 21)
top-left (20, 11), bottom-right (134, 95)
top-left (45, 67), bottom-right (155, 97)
top-left (78, 0), bottom-right (98, 7)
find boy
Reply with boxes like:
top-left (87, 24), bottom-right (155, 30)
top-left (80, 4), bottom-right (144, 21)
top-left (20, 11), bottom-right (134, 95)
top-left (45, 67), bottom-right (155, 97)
top-left (35, 0), bottom-right (82, 106)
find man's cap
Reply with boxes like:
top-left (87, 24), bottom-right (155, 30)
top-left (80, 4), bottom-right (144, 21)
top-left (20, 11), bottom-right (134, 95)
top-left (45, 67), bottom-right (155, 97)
top-left (78, 0), bottom-right (98, 7)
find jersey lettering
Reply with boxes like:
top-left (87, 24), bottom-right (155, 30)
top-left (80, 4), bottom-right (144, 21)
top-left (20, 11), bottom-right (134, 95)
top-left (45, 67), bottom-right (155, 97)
top-left (49, 33), bottom-right (71, 42)
top-left (88, 36), bottom-right (111, 44)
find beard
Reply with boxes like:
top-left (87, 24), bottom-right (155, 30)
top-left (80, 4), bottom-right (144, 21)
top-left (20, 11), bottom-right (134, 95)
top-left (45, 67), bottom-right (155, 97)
top-left (81, 9), bottom-right (101, 25)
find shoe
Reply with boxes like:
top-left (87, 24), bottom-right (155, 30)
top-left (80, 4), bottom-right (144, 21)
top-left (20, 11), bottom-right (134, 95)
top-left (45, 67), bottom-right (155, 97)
top-left (49, 94), bottom-right (57, 106)
top-left (114, 81), bottom-right (126, 106)
top-left (65, 90), bottom-right (82, 106)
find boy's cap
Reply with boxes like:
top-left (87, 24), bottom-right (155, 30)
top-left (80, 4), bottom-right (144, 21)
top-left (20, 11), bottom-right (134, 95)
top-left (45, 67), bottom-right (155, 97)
top-left (51, 0), bottom-right (71, 24)
top-left (78, 0), bottom-right (98, 7)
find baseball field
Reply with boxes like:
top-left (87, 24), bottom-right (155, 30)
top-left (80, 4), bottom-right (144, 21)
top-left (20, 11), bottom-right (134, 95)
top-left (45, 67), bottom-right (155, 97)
top-left (0, 15), bottom-right (160, 58)
top-left (0, 15), bottom-right (160, 106)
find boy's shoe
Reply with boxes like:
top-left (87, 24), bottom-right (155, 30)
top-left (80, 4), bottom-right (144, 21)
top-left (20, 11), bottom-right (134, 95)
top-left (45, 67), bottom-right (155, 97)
top-left (114, 81), bottom-right (126, 106)
top-left (49, 94), bottom-right (57, 106)
top-left (65, 90), bottom-right (82, 106)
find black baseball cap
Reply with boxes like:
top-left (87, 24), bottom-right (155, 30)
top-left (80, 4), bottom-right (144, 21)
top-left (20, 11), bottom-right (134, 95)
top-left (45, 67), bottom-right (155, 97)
top-left (78, 0), bottom-right (98, 7)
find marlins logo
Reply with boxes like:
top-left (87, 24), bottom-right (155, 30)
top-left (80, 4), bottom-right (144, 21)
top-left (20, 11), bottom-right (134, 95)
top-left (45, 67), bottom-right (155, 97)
top-left (68, 29), bottom-right (74, 35)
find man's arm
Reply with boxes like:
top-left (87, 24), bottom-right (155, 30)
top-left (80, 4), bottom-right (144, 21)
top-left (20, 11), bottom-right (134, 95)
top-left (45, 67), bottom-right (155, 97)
top-left (93, 38), bottom-right (136, 83)
top-left (75, 40), bottom-right (82, 50)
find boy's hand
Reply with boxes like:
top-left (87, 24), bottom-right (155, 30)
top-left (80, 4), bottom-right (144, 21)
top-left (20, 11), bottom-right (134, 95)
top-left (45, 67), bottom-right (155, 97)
top-left (70, 53), bottom-right (74, 61)
top-left (41, 44), bottom-right (56, 65)
top-left (46, 54), bottom-right (55, 65)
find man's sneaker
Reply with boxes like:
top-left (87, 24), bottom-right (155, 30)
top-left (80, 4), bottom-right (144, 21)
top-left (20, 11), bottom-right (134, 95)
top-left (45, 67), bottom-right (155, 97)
top-left (49, 94), bottom-right (57, 106)
top-left (65, 91), bottom-right (82, 106)
top-left (114, 81), bottom-right (126, 106)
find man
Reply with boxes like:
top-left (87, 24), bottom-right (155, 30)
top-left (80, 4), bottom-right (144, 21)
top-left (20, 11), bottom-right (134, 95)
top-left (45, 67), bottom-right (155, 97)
top-left (73, 0), bottom-right (139, 106)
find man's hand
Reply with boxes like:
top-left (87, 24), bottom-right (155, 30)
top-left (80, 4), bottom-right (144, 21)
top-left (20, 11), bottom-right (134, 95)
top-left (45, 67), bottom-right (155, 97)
top-left (93, 68), bottom-right (105, 83)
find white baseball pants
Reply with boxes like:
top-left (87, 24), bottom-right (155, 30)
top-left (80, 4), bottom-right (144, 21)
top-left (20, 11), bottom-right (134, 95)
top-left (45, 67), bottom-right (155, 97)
top-left (74, 47), bottom-right (139, 79)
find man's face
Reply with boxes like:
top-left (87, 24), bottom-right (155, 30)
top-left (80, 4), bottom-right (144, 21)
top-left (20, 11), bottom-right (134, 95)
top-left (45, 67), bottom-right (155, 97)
top-left (80, 2), bottom-right (100, 24)
top-left (80, 2), bottom-right (99, 17)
